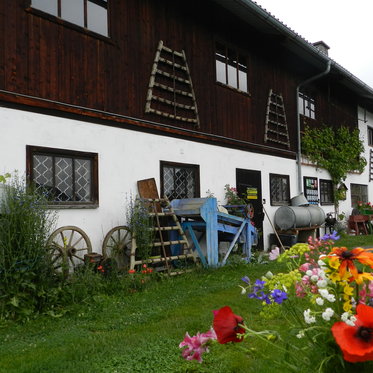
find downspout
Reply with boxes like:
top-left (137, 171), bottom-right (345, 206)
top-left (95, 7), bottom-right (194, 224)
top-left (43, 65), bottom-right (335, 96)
top-left (296, 60), bottom-right (331, 194)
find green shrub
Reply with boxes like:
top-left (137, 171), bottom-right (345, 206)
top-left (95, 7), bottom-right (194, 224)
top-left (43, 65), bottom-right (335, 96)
top-left (0, 174), bottom-right (58, 320)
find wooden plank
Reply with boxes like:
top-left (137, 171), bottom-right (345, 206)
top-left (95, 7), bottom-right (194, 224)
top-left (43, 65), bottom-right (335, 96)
top-left (137, 178), bottom-right (160, 199)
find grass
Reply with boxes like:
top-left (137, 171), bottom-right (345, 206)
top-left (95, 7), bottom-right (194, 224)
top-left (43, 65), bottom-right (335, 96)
top-left (0, 235), bottom-right (372, 372)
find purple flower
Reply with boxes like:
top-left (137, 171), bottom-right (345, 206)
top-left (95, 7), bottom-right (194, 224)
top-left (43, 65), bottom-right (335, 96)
top-left (253, 279), bottom-right (266, 292)
top-left (241, 276), bottom-right (250, 285)
top-left (321, 230), bottom-right (340, 241)
top-left (270, 289), bottom-right (288, 304)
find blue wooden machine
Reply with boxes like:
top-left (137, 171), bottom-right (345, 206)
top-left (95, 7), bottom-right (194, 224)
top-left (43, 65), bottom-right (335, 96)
top-left (170, 197), bottom-right (257, 267)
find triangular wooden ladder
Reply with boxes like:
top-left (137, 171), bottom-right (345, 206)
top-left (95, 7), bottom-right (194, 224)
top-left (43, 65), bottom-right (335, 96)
top-left (264, 89), bottom-right (290, 148)
top-left (129, 197), bottom-right (194, 274)
top-left (145, 40), bottom-right (200, 127)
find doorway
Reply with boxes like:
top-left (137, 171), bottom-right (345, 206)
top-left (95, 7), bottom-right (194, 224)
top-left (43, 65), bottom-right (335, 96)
top-left (236, 169), bottom-right (263, 250)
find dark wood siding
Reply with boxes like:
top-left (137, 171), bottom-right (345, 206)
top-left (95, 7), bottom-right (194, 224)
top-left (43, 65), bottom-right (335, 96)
top-left (0, 0), bottom-right (360, 156)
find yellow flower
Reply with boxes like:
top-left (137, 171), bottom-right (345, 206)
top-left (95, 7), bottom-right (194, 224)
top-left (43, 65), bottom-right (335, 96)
top-left (343, 300), bottom-right (353, 312)
top-left (328, 271), bottom-right (341, 283)
top-left (353, 271), bottom-right (373, 285)
top-left (343, 285), bottom-right (354, 297)
top-left (329, 257), bottom-right (341, 270)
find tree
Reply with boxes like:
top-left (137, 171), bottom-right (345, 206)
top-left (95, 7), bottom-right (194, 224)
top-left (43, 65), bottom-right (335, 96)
top-left (301, 125), bottom-right (366, 212)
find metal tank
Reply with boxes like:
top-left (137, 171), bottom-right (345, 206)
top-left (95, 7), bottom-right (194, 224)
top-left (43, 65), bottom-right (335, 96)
top-left (274, 205), bottom-right (325, 231)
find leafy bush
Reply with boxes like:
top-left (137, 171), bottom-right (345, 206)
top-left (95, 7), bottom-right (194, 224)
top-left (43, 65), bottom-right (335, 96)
top-left (0, 174), bottom-right (58, 320)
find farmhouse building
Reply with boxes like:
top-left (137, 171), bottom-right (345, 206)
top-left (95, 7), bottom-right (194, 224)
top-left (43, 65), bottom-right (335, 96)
top-left (1, 0), bottom-right (373, 253)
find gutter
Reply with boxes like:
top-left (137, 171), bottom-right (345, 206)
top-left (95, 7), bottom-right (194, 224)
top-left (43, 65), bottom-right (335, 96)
top-left (295, 60), bottom-right (332, 194)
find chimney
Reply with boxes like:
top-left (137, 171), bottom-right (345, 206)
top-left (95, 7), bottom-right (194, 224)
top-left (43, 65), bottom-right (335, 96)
top-left (312, 41), bottom-right (330, 56)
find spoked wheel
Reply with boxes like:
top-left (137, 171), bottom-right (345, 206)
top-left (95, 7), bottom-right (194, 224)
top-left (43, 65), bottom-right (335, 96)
top-left (47, 226), bottom-right (92, 276)
top-left (102, 225), bottom-right (132, 270)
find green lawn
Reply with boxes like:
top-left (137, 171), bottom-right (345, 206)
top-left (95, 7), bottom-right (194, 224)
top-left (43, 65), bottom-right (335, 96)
top-left (0, 235), bottom-right (372, 373)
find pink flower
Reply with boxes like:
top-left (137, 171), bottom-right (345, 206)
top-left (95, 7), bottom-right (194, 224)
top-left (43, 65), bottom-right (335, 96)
top-left (269, 246), bottom-right (280, 261)
top-left (179, 328), bottom-right (217, 363)
top-left (299, 263), bottom-right (311, 272)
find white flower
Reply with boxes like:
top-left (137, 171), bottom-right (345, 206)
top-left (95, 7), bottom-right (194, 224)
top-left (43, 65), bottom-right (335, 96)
top-left (317, 279), bottom-right (328, 288)
top-left (239, 286), bottom-right (247, 295)
top-left (322, 308), bottom-right (334, 321)
top-left (306, 270), bottom-right (313, 277)
top-left (326, 294), bottom-right (336, 303)
top-left (304, 309), bottom-right (316, 324)
top-left (341, 312), bottom-right (357, 326)
top-left (315, 297), bottom-right (324, 306)
top-left (318, 289), bottom-right (329, 298)
top-left (311, 275), bottom-right (319, 282)
top-left (346, 318), bottom-right (356, 327)
top-left (318, 270), bottom-right (326, 280)
top-left (341, 312), bottom-right (350, 322)
top-left (296, 330), bottom-right (305, 339)
top-left (318, 259), bottom-right (327, 269)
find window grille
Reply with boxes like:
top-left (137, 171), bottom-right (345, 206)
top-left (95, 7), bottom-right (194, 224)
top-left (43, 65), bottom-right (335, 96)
top-left (27, 146), bottom-right (98, 206)
top-left (160, 162), bottom-right (199, 200)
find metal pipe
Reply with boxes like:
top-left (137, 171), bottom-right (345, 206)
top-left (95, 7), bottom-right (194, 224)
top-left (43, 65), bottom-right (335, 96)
top-left (295, 60), bottom-right (331, 194)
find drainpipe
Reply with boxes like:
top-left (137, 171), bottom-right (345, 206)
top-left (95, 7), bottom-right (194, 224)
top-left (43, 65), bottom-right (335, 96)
top-left (296, 60), bottom-right (331, 194)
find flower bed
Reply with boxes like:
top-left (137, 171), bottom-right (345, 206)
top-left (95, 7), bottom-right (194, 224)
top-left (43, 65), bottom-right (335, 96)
top-left (180, 233), bottom-right (373, 372)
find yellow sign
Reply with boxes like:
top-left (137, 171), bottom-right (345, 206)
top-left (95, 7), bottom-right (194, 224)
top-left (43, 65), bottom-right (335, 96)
top-left (246, 188), bottom-right (258, 200)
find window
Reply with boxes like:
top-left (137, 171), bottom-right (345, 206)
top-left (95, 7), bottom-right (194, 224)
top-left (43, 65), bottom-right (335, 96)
top-left (350, 183), bottom-right (368, 207)
top-left (26, 145), bottom-right (98, 206)
top-left (31, 0), bottom-right (108, 36)
top-left (270, 174), bottom-right (290, 206)
top-left (298, 92), bottom-right (315, 119)
top-left (215, 42), bottom-right (248, 92)
top-left (160, 161), bottom-right (200, 200)
top-left (319, 179), bottom-right (334, 205)
top-left (368, 127), bottom-right (373, 146)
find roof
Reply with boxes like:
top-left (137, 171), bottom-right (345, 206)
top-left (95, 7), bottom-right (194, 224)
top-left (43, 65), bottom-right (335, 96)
top-left (211, 0), bottom-right (373, 102)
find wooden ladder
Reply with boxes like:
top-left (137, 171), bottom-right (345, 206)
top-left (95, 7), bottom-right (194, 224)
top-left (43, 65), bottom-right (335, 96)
top-left (129, 197), bottom-right (194, 274)
top-left (264, 89), bottom-right (290, 148)
top-left (145, 40), bottom-right (200, 127)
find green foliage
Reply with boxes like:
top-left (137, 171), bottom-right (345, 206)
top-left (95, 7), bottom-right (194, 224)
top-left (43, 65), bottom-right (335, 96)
top-left (302, 125), bottom-right (366, 206)
top-left (0, 174), bottom-right (60, 321)
top-left (0, 236), bottom-right (369, 371)
top-left (224, 184), bottom-right (246, 205)
top-left (126, 197), bottom-right (154, 260)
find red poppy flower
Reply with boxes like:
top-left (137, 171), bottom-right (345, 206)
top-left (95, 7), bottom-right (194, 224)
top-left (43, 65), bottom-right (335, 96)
top-left (328, 247), bottom-right (373, 280)
top-left (212, 306), bottom-right (244, 344)
top-left (331, 304), bottom-right (373, 362)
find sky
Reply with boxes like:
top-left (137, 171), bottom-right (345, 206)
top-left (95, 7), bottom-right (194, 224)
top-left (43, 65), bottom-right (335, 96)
top-left (253, 0), bottom-right (373, 88)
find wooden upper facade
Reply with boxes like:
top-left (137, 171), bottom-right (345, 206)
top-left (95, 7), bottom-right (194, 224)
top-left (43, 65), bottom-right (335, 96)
top-left (1, 0), bottom-right (373, 157)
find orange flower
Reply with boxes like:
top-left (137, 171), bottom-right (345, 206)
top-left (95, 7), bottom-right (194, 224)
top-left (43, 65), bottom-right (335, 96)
top-left (328, 247), bottom-right (373, 280)
top-left (331, 304), bottom-right (373, 362)
top-left (212, 306), bottom-right (244, 344)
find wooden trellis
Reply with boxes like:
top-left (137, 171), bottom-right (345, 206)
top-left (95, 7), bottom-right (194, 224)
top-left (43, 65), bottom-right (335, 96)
top-left (264, 89), bottom-right (290, 148)
top-left (145, 40), bottom-right (200, 127)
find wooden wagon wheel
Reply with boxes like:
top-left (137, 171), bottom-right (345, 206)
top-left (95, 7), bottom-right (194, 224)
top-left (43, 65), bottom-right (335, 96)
top-left (47, 226), bottom-right (92, 276)
top-left (102, 225), bottom-right (132, 270)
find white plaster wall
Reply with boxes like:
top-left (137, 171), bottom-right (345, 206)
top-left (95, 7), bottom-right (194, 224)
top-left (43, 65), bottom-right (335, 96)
top-left (2, 106), bottom-right (372, 254)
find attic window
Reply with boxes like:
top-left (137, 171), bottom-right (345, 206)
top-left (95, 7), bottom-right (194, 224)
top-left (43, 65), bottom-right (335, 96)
top-left (298, 92), bottom-right (315, 119)
top-left (31, 0), bottom-right (108, 37)
top-left (215, 43), bottom-right (248, 93)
